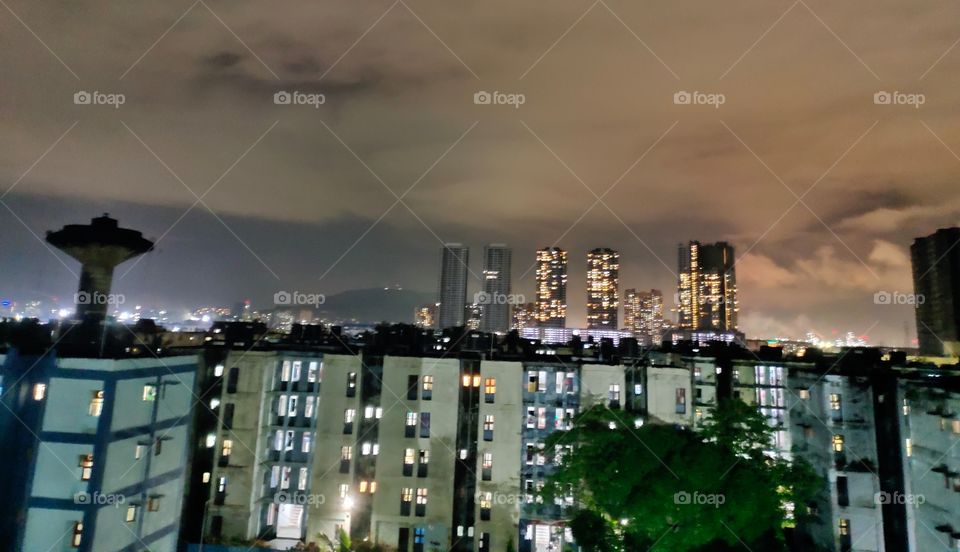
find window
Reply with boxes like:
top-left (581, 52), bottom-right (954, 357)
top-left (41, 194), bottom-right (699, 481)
top-left (147, 496), bottom-right (161, 512)
top-left (798, 389), bottom-right (810, 400)
top-left (33, 383), bottom-right (46, 401)
top-left (222, 403), bottom-right (235, 429)
top-left (833, 434), bottom-right (845, 452)
top-left (415, 488), bottom-right (428, 516)
top-left (307, 361), bottom-right (320, 383)
top-left (483, 415), bottom-right (495, 441)
top-left (418, 449), bottom-right (430, 478)
top-left (839, 518), bottom-right (850, 536)
top-left (79, 454), bottom-right (93, 481)
top-left (217, 476), bottom-right (227, 493)
top-left (359, 480), bottom-right (377, 493)
top-left (89, 391), bottom-right (104, 417)
top-left (527, 371), bottom-right (538, 393)
top-left (906, 438), bottom-right (913, 457)
top-left (422, 375), bottom-right (434, 400)
top-left (608, 384), bottom-right (621, 406)
top-left (284, 431), bottom-right (295, 451)
top-left (346, 372), bottom-right (357, 397)
top-left (675, 388), bottom-right (686, 414)
top-left (202, 472), bottom-right (211, 483)
top-left (479, 492), bottom-right (492, 520)
top-left (952, 420), bottom-right (960, 435)
top-left (479, 533), bottom-right (490, 550)
top-left (420, 413), bottom-right (431, 438)
top-left (213, 364), bottom-right (224, 377)
top-left (482, 452), bottom-right (493, 481)
top-left (125, 505), bottom-right (138, 523)
top-left (302, 433), bottom-right (312, 453)
top-left (305, 396), bottom-right (315, 418)
top-left (829, 393), bottom-right (841, 411)
top-left (339, 484), bottom-right (349, 498)
top-left (407, 375), bottom-right (419, 400)
top-left (71, 522), bottom-right (83, 547)
top-left (401, 487), bottom-right (413, 515)
top-left (298, 467), bottom-right (308, 490)
top-left (287, 395), bottom-right (298, 416)
top-left (221, 439), bottom-right (233, 458)
top-left (227, 368), bottom-right (239, 393)
top-left (484, 377), bottom-right (496, 403)
top-left (405, 412), bottom-right (418, 438)
top-left (143, 384), bottom-right (157, 401)
top-left (280, 466), bottom-right (291, 489)
top-left (537, 407), bottom-right (547, 429)
top-left (281, 361), bottom-right (291, 382)
top-left (135, 444), bottom-right (146, 459)
top-left (403, 448), bottom-right (415, 476)
top-left (340, 446), bottom-right (352, 473)
top-left (154, 437), bottom-right (164, 456)
top-left (278, 395), bottom-right (287, 416)
top-left (344, 409), bottom-right (356, 434)
top-left (291, 361), bottom-right (302, 382)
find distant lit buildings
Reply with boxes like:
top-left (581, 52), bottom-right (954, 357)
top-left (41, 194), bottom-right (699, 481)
top-left (911, 227), bottom-right (960, 356)
top-left (535, 247), bottom-right (567, 328)
top-left (586, 248), bottom-right (619, 329)
top-left (677, 241), bottom-right (738, 331)
top-left (437, 244), bottom-right (470, 329)
top-left (465, 303), bottom-right (483, 331)
top-left (624, 288), bottom-right (666, 345)
top-left (512, 303), bottom-right (537, 332)
top-left (480, 244), bottom-right (512, 333)
top-left (414, 304), bottom-right (437, 328)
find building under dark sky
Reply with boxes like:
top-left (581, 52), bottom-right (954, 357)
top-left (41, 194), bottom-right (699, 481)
top-left (437, 244), bottom-right (470, 329)
top-left (911, 227), bottom-right (960, 356)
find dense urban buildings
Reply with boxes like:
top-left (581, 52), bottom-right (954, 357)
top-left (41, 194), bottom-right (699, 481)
top-left (436, 244), bottom-right (470, 329)
top-left (911, 227), bottom-right (960, 356)
top-left (480, 244), bottom-right (513, 334)
top-left (585, 248), bottom-right (620, 330)
top-left (677, 241), bottom-right (739, 332)
top-left (413, 304), bottom-right (436, 329)
top-left (534, 247), bottom-right (568, 328)
top-left (511, 303), bottom-right (537, 332)
top-left (623, 288), bottom-right (667, 345)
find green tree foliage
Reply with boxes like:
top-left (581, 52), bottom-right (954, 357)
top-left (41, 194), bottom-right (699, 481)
top-left (338, 528), bottom-right (352, 552)
top-left (543, 401), bottom-right (819, 551)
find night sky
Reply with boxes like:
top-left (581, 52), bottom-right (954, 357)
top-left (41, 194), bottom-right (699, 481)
top-left (2, 0), bottom-right (959, 346)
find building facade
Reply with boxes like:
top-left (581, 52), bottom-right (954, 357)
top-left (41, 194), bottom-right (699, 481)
top-left (534, 248), bottom-right (567, 328)
top-left (586, 248), bottom-right (619, 330)
top-left (911, 227), bottom-right (960, 356)
top-left (438, 244), bottom-right (471, 329)
top-left (677, 241), bottom-right (738, 332)
top-left (480, 244), bottom-right (512, 334)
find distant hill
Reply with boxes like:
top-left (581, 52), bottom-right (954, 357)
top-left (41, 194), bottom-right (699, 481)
top-left (315, 288), bottom-right (434, 324)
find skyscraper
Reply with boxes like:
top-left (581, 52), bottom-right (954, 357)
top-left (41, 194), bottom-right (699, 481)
top-left (480, 244), bottom-right (512, 333)
top-left (535, 247), bottom-right (568, 328)
top-left (586, 248), bottom-right (620, 329)
top-left (677, 241), bottom-right (738, 331)
top-left (624, 288), bottom-right (666, 345)
top-left (437, 244), bottom-right (470, 329)
top-left (911, 227), bottom-right (960, 356)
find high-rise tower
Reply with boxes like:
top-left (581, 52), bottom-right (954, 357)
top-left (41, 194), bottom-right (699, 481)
top-left (535, 247), bottom-right (567, 328)
top-left (911, 228), bottom-right (960, 356)
top-left (437, 244), bottom-right (470, 329)
top-left (586, 248), bottom-right (619, 329)
top-left (480, 244), bottom-right (512, 333)
top-left (677, 241), bottom-right (738, 331)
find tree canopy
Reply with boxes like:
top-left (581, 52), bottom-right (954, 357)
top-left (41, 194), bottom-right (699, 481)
top-left (542, 400), bottom-right (819, 551)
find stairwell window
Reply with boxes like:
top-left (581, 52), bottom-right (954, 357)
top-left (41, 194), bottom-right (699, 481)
top-left (484, 378), bottom-right (496, 403)
top-left (89, 391), bottom-right (104, 417)
top-left (71, 522), bottom-right (83, 547)
top-left (79, 454), bottom-right (94, 481)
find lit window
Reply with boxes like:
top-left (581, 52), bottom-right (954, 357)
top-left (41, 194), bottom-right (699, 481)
top-left (344, 409), bottom-right (356, 423)
top-left (482, 452), bottom-right (493, 469)
top-left (833, 434), bottom-right (844, 452)
top-left (147, 496), bottom-right (161, 512)
top-left (79, 454), bottom-right (94, 481)
top-left (798, 389), bottom-right (810, 400)
top-left (125, 505), bottom-right (138, 523)
top-left (221, 439), bottom-right (233, 457)
top-left (213, 364), bottom-right (224, 377)
top-left (202, 472), bottom-right (211, 483)
top-left (362, 442), bottom-right (372, 455)
top-left (422, 375), bottom-right (434, 400)
top-left (290, 361), bottom-right (302, 382)
top-left (302, 433), bottom-right (312, 453)
top-left (339, 484), bottom-right (349, 498)
top-left (217, 476), bottom-right (227, 493)
top-left (33, 383), bottom-right (46, 401)
top-left (305, 396), bottom-right (315, 418)
top-left (406, 412), bottom-right (418, 427)
top-left (829, 393), bottom-right (841, 411)
top-left (485, 378), bottom-right (496, 402)
top-left (462, 375), bottom-right (472, 387)
top-left (364, 406), bottom-right (374, 419)
top-left (142, 385), bottom-right (157, 402)
top-left (404, 448), bottom-right (415, 465)
top-left (905, 438), bottom-right (913, 457)
top-left (71, 522), bottom-right (83, 547)
top-left (416, 488), bottom-right (428, 504)
top-left (609, 384), bottom-right (621, 403)
top-left (839, 518), bottom-right (849, 536)
top-left (205, 433), bottom-right (216, 448)
top-left (902, 399), bottom-right (910, 416)
top-left (472, 375), bottom-right (481, 388)
top-left (298, 467), bottom-right (308, 490)
top-left (307, 361), bottom-right (319, 382)
top-left (135, 444), bottom-right (146, 459)
top-left (341, 446), bottom-right (352, 461)
top-left (402, 487), bottom-right (413, 502)
top-left (281, 361), bottom-right (291, 382)
top-left (89, 391), bottom-right (104, 417)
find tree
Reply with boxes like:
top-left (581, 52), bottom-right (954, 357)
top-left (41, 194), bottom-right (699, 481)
top-left (338, 528), bottom-right (351, 552)
top-left (543, 404), bottom-right (818, 551)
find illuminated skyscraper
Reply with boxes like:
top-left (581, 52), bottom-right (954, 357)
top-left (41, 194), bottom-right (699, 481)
top-left (586, 248), bottom-right (619, 329)
top-left (511, 302), bottom-right (537, 331)
top-left (911, 227), bottom-right (960, 356)
top-left (677, 241), bottom-right (738, 331)
top-left (480, 244), bottom-right (512, 333)
top-left (624, 288), bottom-right (665, 345)
top-left (437, 244), bottom-right (470, 329)
top-left (535, 247), bottom-right (567, 328)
